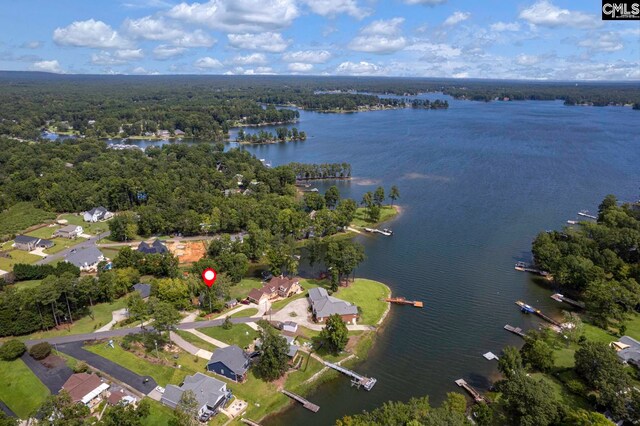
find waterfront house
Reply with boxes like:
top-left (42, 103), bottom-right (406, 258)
top-left (308, 287), bottom-right (359, 324)
top-left (54, 224), bottom-right (83, 239)
top-left (161, 373), bottom-right (230, 417)
top-left (65, 246), bottom-right (105, 271)
top-left (612, 336), bottom-right (640, 367)
top-left (206, 345), bottom-right (250, 382)
top-left (247, 288), bottom-right (270, 305)
top-left (62, 373), bottom-right (110, 410)
top-left (83, 207), bottom-right (113, 222)
top-left (246, 276), bottom-right (301, 304)
top-left (13, 235), bottom-right (54, 251)
top-left (137, 239), bottom-right (168, 255)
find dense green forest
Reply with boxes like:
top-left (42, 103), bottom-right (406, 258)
top-left (1, 72), bottom-right (635, 141)
top-left (532, 194), bottom-right (640, 327)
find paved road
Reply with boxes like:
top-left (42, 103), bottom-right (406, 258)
top-left (20, 352), bottom-right (73, 394)
top-left (35, 231), bottom-right (111, 266)
top-left (0, 401), bottom-right (17, 418)
top-left (25, 317), bottom-right (259, 346)
top-left (56, 342), bottom-right (157, 394)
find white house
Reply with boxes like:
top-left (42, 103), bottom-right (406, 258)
top-left (54, 224), bottom-right (83, 239)
top-left (83, 207), bottom-right (113, 223)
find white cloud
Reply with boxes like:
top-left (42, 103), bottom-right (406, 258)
top-left (300, 0), bottom-right (371, 19)
top-left (519, 0), bottom-right (598, 29)
top-left (131, 66), bottom-right (159, 75)
top-left (228, 66), bottom-right (275, 75)
top-left (194, 56), bottom-right (223, 69)
top-left (407, 42), bottom-right (462, 59)
top-left (53, 19), bottom-right (133, 49)
top-left (349, 18), bottom-right (407, 54)
top-left (168, 0), bottom-right (299, 33)
top-left (443, 11), bottom-right (470, 26)
top-left (232, 53), bottom-right (267, 65)
top-left (515, 54), bottom-right (544, 66)
top-left (490, 21), bottom-right (521, 32)
top-left (92, 49), bottom-right (144, 65)
top-left (21, 41), bottom-right (42, 49)
top-left (153, 45), bottom-right (187, 59)
top-left (578, 32), bottom-right (623, 52)
top-left (122, 0), bottom-right (173, 8)
top-left (227, 32), bottom-right (289, 53)
top-left (123, 16), bottom-right (215, 47)
top-left (288, 62), bottom-right (313, 72)
top-left (403, 0), bottom-right (447, 5)
top-left (335, 61), bottom-right (384, 75)
top-left (32, 60), bottom-right (64, 73)
top-left (283, 50), bottom-right (331, 64)
top-left (361, 17), bottom-right (404, 36)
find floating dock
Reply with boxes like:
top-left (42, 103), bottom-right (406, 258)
top-left (455, 379), bottom-right (487, 403)
top-left (281, 390), bottom-right (320, 412)
top-left (577, 211), bottom-right (597, 220)
top-left (483, 352), bottom-right (499, 361)
top-left (514, 261), bottom-right (549, 277)
top-left (324, 362), bottom-right (377, 390)
top-left (504, 324), bottom-right (526, 338)
top-left (363, 227), bottom-right (393, 236)
top-left (515, 301), bottom-right (562, 327)
top-left (385, 297), bottom-right (423, 308)
top-left (551, 293), bottom-right (585, 309)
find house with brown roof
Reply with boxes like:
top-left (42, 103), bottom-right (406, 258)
top-left (246, 276), bottom-right (301, 304)
top-left (247, 288), bottom-right (270, 305)
top-left (61, 373), bottom-right (110, 410)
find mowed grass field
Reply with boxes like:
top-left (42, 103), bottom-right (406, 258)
top-left (334, 278), bottom-right (390, 325)
top-left (351, 205), bottom-right (398, 227)
top-left (0, 358), bottom-right (49, 418)
top-left (199, 323), bottom-right (258, 349)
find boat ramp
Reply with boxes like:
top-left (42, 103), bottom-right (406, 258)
top-left (455, 379), bottom-right (488, 403)
top-left (385, 297), bottom-right (423, 308)
top-left (515, 301), bottom-right (562, 327)
top-left (281, 390), bottom-right (319, 412)
top-left (324, 361), bottom-right (377, 390)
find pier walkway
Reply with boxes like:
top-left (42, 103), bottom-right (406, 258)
top-left (455, 379), bottom-right (487, 403)
top-left (281, 390), bottom-right (320, 412)
top-left (324, 362), bottom-right (377, 390)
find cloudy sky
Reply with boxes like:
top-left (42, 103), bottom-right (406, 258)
top-left (1, 0), bottom-right (638, 79)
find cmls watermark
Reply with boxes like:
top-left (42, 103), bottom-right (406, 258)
top-left (602, 0), bottom-right (640, 19)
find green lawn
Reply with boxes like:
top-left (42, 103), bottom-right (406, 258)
top-left (199, 324), bottom-right (258, 349)
top-left (174, 330), bottom-right (219, 353)
top-left (58, 213), bottom-right (110, 235)
top-left (229, 278), bottom-right (263, 301)
top-left (25, 225), bottom-right (58, 239)
top-left (0, 249), bottom-right (42, 271)
top-left (25, 298), bottom-right (128, 340)
top-left (43, 236), bottom-right (88, 255)
top-left (530, 373), bottom-right (590, 410)
top-left (0, 358), bottom-right (50, 418)
top-left (230, 308), bottom-right (259, 318)
top-left (0, 202), bottom-right (56, 238)
top-left (13, 279), bottom-right (42, 292)
top-left (334, 279), bottom-right (390, 325)
top-left (351, 205), bottom-right (398, 228)
top-left (269, 279), bottom-right (327, 311)
top-left (143, 398), bottom-right (174, 426)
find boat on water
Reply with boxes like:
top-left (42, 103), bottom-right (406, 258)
top-left (382, 228), bottom-right (394, 236)
top-left (364, 227), bottom-right (392, 236)
top-left (567, 220), bottom-right (578, 225)
top-left (515, 300), bottom-right (536, 314)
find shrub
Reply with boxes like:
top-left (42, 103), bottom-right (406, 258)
top-left (29, 342), bottom-right (52, 360)
top-left (73, 361), bottom-right (89, 373)
top-left (222, 316), bottom-right (233, 330)
top-left (565, 379), bottom-right (586, 395)
top-left (0, 339), bottom-right (26, 361)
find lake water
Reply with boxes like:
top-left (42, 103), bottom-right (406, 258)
top-left (109, 96), bottom-right (640, 425)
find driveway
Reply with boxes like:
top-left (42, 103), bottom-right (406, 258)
top-left (20, 352), bottom-right (73, 394)
top-left (95, 308), bottom-right (129, 332)
top-left (269, 298), bottom-right (376, 332)
top-left (29, 247), bottom-right (48, 257)
top-left (35, 231), bottom-right (111, 266)
top-left (56, 341), bottom-right (157, 394)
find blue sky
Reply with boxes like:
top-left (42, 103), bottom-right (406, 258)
top-left (0, 0), bottom-right (638, 79)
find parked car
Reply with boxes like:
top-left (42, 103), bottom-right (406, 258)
top-left (199, 411), bottom-right (213, 422)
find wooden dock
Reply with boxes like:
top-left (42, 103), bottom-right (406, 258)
top-left (504, 324), bottom-right (526, 338)
top-left (577, 211), bottom-right (597, 220)
top-left (514, 262), bottom-right (549, 277)
top-left (281, 390), bottom-right (320, 412)
top-left (455, 379), bottom-right (487, 403)
top-left (324, 362), bottom-right (377, 390)
top-left (551, 293), bottom-right (585, 309)
top-left (516, 301), bottom-right (562, 327)
top-left (385, 297), bottom-right (423, 308)
top-left (363, 227), bottom-right (392, 236)
top-left (241, 418), bottom-right (261, 426)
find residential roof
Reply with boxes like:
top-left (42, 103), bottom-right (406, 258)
top-left (58, 224), bottom-right (80, 233)
top-left (161, 373), bottom-right (227, 410)
top-left (62, 373), bottom-right (106, 403)
top-left (137, 239), bottom-right (168, 254)
top-left (616, 336), bottom-right (640, 365)
top-left (207, 345), bottom-right (250, 375)
top-left (14, 235), bottom-right (39, 244)
top-left (308, 287), bottom-right (358, 318)
top-left (270, 276), bottom-right (299, 293)
top-left (87, 206), bottom-right (108, 216)
top-left (65, 246), bottom-right (104, 268)
top-left (107, 389), bottom-right (126, 405)
top-left (248, 288), bottom-right (267, 301)
top-left (133, 283), bottom-right (151, 299)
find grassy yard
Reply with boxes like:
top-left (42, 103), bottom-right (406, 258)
top-left (25, 225), bottom-right (58, 239)
top-left (25, 298), bottom-right (128, 340)
top-left (0, 249), bottom-right (42, 271)
top-left (351, 205), bottom-right (398, 228)
top-left (269, 278), bottom-right (328, 311)
top-left (13, 279), bottom-right (42, 292)
top-left (174, 330), bottom-right (219, 353)
top-left (0, 358), bottom-right (50, 418)
top-left (44, 236), bottom-right (88, 254)
top-left (230, 308), bottom-right (259, 318)
top-left (0, 202), bottom-right (56, 238)
top-left (100, 247), bottom-right (121, 260)
top-left (143, 398), bottom-right (174, 426)
top-left (58, 213), bottom-right (110, 235)
top-left (530, 373), bottom-right (590, 410)
top-left (229, 278), bottom-right (263, 301)
top-left (199, 324), bottom-right (258, 349)
top-left (334, 279), bottom-right (390, 325)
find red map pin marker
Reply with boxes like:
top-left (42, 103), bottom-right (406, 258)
top-left (202, 268), bottom-right (217, 287)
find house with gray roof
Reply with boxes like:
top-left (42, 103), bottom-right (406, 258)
top-left (65, 246), bottom-right (105, 271)
top-left (133, 283), bottom-right (151, 299)
top-left (308, 287), bottom-right (359, 324)
top-left (160, 373), bottom-right (230, 418)
top-left (206, 345), bottom-right (250, 382)
top-left (612, 336), bottom-right (640, 367)
top-left (54, 224), bottom-right (83, 239)
top-left (137, 239), bottom-right (168, 255)
top-left (83, 207), bottom-right (113, 223)
top-left (13, 235), bottom-right (54, 251)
